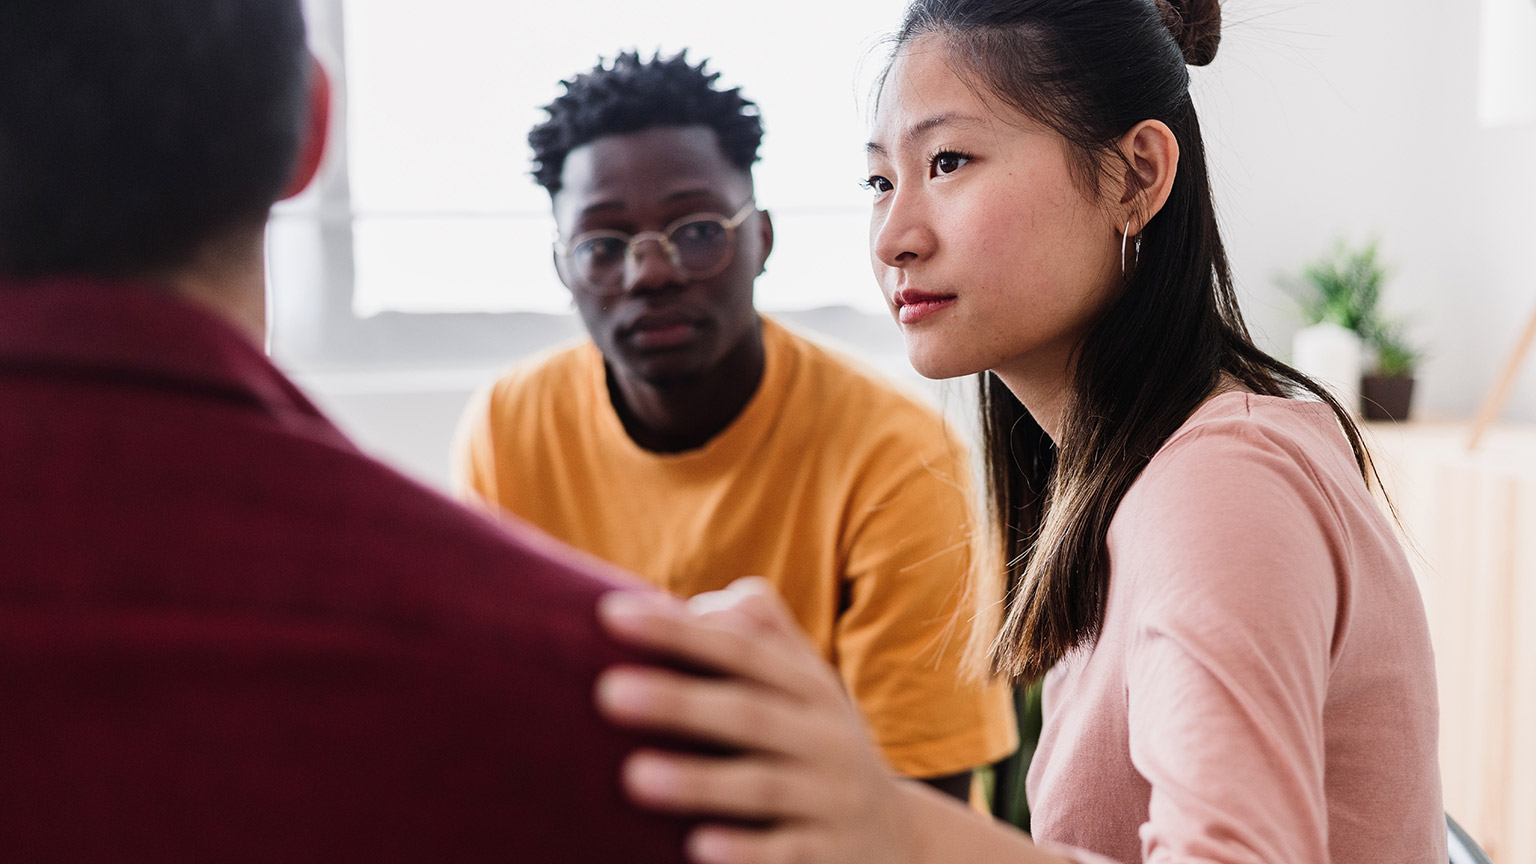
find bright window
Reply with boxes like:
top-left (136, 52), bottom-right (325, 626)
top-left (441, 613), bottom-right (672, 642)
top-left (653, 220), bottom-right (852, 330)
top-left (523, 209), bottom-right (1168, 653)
top-left (275, 0), bottom-right (909, 343)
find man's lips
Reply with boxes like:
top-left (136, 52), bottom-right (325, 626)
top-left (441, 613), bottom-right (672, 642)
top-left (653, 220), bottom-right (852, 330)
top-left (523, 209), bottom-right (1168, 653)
top-left (621, 310), bottom-right (707, 350)
top-left (892, 289), bottom-right (957, 326)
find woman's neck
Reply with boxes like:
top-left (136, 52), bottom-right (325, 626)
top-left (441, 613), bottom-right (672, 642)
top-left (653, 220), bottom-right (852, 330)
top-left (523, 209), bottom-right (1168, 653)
top-left (991, 346), bottom-right (1076, 445)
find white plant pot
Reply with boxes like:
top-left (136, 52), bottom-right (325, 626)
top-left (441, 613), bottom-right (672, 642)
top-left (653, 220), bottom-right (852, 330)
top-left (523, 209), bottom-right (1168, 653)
top-left (1292, 322), bottom-right (1362, 416)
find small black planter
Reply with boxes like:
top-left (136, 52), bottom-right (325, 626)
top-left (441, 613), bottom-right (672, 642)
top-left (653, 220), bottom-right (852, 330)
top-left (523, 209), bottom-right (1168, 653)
top-left (1361, 374), bottom-right (1415, 422)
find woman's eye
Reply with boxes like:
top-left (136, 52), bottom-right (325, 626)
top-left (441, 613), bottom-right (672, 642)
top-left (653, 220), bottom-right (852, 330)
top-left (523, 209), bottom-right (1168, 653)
top-left (931, 151), bottom-right (970, 176)
top-left (862, 175), bottom-right (893, 195)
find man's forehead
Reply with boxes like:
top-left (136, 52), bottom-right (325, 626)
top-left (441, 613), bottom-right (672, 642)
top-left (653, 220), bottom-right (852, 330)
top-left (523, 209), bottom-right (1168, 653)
top-left (556, 125), bottom-right (749, 208)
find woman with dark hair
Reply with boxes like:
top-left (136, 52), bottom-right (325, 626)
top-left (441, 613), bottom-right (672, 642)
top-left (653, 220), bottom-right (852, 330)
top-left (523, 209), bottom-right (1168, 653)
top-left (592, 1), bottom-right (1446, 862)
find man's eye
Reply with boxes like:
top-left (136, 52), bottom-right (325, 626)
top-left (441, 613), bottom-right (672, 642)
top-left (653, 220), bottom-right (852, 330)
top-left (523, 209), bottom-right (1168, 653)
top-left (577, 236), bottom-right (627, 263)
top-left (674, 221), bottom-right (725, 244)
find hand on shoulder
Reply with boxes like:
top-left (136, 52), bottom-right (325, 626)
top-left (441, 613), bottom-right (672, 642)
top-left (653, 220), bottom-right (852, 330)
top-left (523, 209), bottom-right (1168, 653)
top-left (592, 579), bottom-right (1072, 864)
top-left (593, 580), bottom-right (921, 864)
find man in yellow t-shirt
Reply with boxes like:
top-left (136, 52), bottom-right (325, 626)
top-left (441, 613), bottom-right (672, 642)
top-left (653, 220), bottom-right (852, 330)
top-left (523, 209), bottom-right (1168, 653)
top-left (453, 50), bottom-right (1015, 797)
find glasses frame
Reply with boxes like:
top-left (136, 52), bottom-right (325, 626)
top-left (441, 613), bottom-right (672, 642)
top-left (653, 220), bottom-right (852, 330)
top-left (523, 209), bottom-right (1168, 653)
top-left (554, 199), bottom-right (758, 297)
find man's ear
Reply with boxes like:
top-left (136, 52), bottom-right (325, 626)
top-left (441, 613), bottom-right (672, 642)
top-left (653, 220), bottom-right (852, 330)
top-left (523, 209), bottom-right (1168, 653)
top-left (1115, 119), bottom-right (1179, 234)
top-left (754, 208), bottom-right (774, 275)
top-left (551, 245), bottom-right (574, 291)
top-left (279, 54), bottom-right (331, 201)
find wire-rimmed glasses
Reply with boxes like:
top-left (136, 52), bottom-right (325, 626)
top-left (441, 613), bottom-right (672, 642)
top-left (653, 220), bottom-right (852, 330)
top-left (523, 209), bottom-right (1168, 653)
top-left (555, 199), bottom-right (757, 297)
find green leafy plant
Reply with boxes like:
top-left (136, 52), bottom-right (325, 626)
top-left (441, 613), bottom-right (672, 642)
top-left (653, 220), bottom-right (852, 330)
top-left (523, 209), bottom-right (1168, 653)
top-left (1288, 237), bottom-right (1423, 378)
top-left (1368, 319), bottom-right (1422, 379)
top-left (1291, 238), bottom-right (1386, 332)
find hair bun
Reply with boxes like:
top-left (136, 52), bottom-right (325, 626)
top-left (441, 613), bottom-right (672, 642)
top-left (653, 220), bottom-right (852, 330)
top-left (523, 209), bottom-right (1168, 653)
top-left (1158, 0), bottom-right (1222, 67)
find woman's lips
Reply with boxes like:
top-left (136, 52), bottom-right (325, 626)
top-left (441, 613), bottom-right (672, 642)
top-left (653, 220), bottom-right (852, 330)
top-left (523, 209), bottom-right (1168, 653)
top-left (893, 290), bottom-right (957, 326)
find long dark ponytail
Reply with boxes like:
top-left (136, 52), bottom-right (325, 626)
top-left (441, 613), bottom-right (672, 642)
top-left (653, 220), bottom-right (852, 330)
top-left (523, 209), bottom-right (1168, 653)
top-left (893, 0), bottom-right (1376, 681)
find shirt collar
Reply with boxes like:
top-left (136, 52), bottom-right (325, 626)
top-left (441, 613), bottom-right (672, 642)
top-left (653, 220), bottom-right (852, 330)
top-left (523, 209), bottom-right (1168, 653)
top-left (0, 276), bottom-right (333, 428)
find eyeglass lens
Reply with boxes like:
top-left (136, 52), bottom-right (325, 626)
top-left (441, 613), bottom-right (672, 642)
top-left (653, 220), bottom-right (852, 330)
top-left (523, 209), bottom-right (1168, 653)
top-left (571, 217), bottom-right (733, 292)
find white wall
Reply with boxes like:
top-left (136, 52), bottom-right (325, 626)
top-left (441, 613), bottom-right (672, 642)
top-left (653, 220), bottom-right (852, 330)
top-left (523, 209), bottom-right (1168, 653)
top-left (296, 0), bottom-right (1536, 488)
top-left (292, 369), bottom-right (488, 488)
top-left (1196, 0), bottom-right (1536, 422)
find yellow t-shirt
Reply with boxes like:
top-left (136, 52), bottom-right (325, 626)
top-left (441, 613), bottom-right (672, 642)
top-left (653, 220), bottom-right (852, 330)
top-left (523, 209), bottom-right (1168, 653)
top-left (453, 316), bottom-right (1016, 777)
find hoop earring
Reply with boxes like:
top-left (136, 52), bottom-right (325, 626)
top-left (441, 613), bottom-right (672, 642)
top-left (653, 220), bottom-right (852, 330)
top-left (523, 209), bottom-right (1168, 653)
top-left (1120, 218), bottom-right (1142, 278)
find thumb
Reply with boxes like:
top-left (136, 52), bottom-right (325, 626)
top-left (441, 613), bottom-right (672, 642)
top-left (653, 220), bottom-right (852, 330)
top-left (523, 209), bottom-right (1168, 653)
top-left (688, 576), bottom-right (801, 639)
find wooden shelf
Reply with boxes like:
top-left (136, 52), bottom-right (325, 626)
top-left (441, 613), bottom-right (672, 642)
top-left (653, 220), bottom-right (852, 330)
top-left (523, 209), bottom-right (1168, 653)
top-left (1365, 422), bottom-right (1536, 863)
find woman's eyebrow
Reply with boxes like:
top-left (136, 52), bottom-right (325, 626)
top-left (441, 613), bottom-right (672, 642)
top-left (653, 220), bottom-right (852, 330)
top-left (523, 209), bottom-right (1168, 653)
top-left (867, 112), bottom-right (988, 155)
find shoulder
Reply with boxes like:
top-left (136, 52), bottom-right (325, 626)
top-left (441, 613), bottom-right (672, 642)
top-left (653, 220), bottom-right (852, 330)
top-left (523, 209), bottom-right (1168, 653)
top-left (768, 323), bottom-right (975, 531)
top-left (452, 340), bottom-right (597, 488)
top-left (1124, 394), bottom-right (1358, 527)
top-left (458, 339), bottom-right (597, 449)
top-left (480, 339), bottom-right (595, 411)
top-left (277, 427), bottom-right (636, 613)
top-left (1111, 395), bottom-right (1362, 618)
top-left (766, 317), bottom-right (963, 459)
top-left (237, 453), bottom-right (692, 855)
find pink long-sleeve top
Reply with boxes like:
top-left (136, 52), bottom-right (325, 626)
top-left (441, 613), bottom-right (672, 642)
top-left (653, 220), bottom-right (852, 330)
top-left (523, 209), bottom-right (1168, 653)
top-left (1027, 393), bottom-right (1445, 864)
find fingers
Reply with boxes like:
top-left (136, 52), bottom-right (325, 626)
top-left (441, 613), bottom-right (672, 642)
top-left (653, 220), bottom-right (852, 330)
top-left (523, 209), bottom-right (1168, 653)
top-left (621, 749), bottom-right (834, 822)
top-left (596, 665), bottom-right (824, 756)
top-left (687, 577), bottom-right (803, 641)
top-left (598, 589), bottom-right (839, 702)
top-left (686, 823), bottom-right (830, 864)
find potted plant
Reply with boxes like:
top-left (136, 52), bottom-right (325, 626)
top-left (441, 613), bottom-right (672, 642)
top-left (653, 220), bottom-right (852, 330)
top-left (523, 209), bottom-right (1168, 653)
top-left (1360, 319), bottom-right (1421, 422)
top-left (1294, 239), bottom-right (1384, 334)
top-left (1287, 240), bottom-right (1388, 416)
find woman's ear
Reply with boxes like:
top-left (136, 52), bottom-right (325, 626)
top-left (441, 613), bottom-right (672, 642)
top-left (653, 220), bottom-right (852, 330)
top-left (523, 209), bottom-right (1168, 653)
top-left (1116, 119), bottom-right (1179, 233)
top-left (279, 54), bottom-right (331, 201)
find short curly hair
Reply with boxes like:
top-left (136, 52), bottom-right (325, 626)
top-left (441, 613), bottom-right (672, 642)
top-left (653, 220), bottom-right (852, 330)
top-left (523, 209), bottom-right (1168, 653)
top-left (528, 50), bottom-right (763, 196)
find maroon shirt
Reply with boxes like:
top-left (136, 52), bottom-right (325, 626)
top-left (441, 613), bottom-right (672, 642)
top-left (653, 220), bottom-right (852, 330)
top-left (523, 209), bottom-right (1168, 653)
top-left (0, 279), bottom-right (688, 862)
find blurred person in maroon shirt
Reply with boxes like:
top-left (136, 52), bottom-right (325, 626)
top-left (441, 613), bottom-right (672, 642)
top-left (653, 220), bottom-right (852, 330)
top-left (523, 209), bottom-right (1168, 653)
top-left (0, 2), bottom-right (688, 861)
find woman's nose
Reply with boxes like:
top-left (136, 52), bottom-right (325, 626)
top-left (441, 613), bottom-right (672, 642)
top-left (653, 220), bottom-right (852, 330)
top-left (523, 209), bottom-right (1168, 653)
top-left (871, 191), bottom-right (936, 269)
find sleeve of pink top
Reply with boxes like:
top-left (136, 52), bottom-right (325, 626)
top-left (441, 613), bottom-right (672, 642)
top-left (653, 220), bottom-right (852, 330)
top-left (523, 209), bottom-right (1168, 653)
top-left (1113, 426), bottom-right (1337, 863)
top-left (1035, 843), bottom-right (1132, 864)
